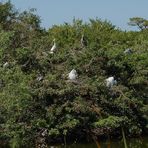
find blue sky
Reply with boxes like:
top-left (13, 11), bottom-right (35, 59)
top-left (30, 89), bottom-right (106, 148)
top-left (3, 0), bottom-right (148, 30)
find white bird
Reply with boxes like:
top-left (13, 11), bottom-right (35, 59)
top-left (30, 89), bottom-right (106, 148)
top-left (106, 76), bottom-right (117, 88)
top-left (124, 48), bottom-right (132, 54)
top-left (80, 34), bottom-right (87, 47)
top-left (3, 62), bottom-right (9, 68)
top-left (36, 75), bottom-right (43, 81)
top-left (50, 39), bottom-right (56, 54)
top-left (41, 129), bottom-right (48, 137)
top-left (68, 69), bottom-right (78, 80)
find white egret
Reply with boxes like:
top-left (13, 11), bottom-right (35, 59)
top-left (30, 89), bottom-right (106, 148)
top-left (36, 74), bottom-right (43, 81)
top-left (106, 76), bottom-right (117, 88)
top-left (3, 62), bottom-right (9, 68)
top-left (41, 129), bottom-right (48, 137)
top-left (50, 39), bottom-right (56, 54)
top-left (80, 34), bottom-right (87, 47)
top-left (68, 69), bottom-right (78, 80)
top-left (124, 48), bottom-right (132, 54)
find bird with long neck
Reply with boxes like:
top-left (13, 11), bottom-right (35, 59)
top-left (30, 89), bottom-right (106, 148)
top-left (50, 39), bottom-right (56, 54)
top-left (81, 34), bottom-right (87, 47)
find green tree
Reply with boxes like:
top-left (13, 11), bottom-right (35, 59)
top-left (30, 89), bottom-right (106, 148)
top-left (128, 17), bottom-right (148, 30)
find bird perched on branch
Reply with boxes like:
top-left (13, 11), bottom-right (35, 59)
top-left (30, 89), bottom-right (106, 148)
top-left (106, 76), bottom-right (117, 88)
top-left (50, 39), bottom-right (57, 54)
top-left (124, 48), bottom-right (132, 54)
top-left (68, 69), bottom-right (78, 80)
top-left (36, 74), bottom-right (43, 82)
top-left (3, 62), bottom-right (9, 68)
top-left (80, 34), bottom-right (87, 47)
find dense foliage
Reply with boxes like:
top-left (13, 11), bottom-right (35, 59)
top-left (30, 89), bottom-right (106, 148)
top-left (0, 1), bottom-right (148, 147)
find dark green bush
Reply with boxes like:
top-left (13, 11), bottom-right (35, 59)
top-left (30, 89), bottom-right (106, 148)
top-left (0, 1), bottom-right (147, 147)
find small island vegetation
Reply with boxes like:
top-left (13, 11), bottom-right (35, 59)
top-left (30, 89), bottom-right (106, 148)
top-left (0, 1), bottom-right (148, 147)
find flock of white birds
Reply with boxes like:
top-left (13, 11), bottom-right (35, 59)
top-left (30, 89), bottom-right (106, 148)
top-left (2, 35), bottom-right (133, 88)
top-left (68, 35), bottom-right (118, 88)
top-left (68, 69), bottom-right (117, 88)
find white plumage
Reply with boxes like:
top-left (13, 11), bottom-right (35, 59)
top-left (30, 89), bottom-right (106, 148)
top-left (68, 69), bottom-right (78, 80)
top-left (41, 129), bottom-right (48, 137)
top-left (3, 62), bottom-right (9, 68)
top-left (36, 75), bottom-right (43, 81)
top-left (124, 48), bottom-right (132, 54)
top-left (106, 76), bottom-right (117, 88)
top-left (50, 39), bottom-right (56, 54)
